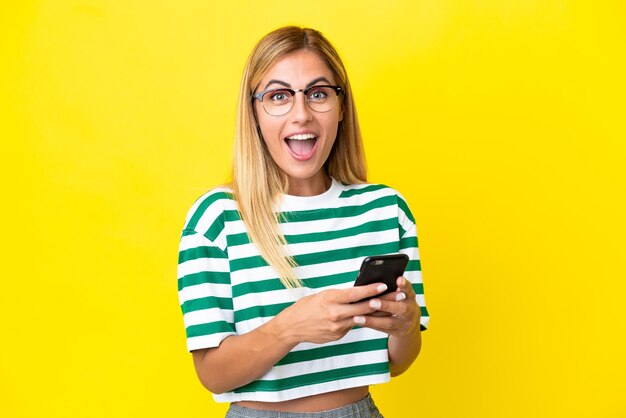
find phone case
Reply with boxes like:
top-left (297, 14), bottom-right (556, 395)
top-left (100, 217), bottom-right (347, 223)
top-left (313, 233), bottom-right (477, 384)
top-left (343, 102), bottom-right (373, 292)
top-left (353, 253), bottom-right (409, 298)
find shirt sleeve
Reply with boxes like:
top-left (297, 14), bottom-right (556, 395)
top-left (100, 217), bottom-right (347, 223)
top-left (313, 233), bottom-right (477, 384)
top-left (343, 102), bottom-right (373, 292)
top-left (397, 195), bottom-right (430, 331)
top-left (178, 229), bottom-right (236, 351)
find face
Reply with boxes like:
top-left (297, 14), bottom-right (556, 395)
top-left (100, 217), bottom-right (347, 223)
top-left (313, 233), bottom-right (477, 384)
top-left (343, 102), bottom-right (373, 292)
top-left (254, 49), bottom-right (343, 196)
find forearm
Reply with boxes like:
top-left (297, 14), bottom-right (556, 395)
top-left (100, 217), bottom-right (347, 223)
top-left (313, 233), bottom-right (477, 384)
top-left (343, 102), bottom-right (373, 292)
top-left (193, 314), bottom-right (298, 394)
top-left (388, 327), bottom-right (422, 377)
top-left (192, 284), bottom-right (386, 393)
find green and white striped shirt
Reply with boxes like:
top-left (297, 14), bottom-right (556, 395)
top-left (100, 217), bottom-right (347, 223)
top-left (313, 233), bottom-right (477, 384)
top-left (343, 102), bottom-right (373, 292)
top-left (178, 178), bottom-right (429, 402)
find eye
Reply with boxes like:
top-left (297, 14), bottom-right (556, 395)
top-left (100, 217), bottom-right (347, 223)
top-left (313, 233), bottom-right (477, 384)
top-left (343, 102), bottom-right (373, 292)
top-left (268, 90), bottom-right (292, 103)
top-left (307, 87), bottom-right (329, 102)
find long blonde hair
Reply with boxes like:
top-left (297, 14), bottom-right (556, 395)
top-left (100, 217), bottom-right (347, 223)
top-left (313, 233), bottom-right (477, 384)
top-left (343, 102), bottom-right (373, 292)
top-left (232, 26), bottom-right (367, 288)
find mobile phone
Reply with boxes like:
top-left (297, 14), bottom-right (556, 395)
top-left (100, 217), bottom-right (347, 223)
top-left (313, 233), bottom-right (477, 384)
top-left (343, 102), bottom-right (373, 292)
top-left (353, 254), bottom-right (409, 300)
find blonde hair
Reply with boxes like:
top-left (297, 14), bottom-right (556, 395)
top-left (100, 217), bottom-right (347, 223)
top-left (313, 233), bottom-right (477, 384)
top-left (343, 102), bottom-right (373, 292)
top-left (232, 26), bottom-right (367, 288)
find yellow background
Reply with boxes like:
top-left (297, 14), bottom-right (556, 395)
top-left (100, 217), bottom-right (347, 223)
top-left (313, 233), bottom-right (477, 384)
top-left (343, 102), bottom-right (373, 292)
top-left (1, 1), bottom-right (625, 417)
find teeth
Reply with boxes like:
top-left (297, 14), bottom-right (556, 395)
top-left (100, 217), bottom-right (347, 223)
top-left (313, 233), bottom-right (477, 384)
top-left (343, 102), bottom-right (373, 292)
top-left (286, 133), bottom-right (317, 140)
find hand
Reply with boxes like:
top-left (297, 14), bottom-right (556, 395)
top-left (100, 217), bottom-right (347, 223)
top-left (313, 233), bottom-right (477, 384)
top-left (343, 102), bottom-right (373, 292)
top-left (353, 277), bottom-right (421, 338)
top-left (275, 282), bottom-right (388, 344)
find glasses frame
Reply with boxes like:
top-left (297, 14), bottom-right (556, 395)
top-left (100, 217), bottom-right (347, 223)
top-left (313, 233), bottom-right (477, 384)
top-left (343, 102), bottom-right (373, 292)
top-left (252, 85), bottom-right (344, 116)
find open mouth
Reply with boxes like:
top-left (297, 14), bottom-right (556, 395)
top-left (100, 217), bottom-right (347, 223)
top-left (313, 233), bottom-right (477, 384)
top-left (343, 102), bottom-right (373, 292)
top-left (284, 133), bottom-right (318, 159)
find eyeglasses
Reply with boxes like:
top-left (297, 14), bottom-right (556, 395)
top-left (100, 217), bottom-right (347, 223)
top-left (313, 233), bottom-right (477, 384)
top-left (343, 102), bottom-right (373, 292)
top-left (252, 85), bottom-right (344, 116)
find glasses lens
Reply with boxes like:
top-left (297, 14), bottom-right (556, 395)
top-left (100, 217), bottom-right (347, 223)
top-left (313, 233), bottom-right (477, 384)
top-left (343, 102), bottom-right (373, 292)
top-left (306, 86), bottom-right (338, 113)
top-left (260, 87), bottom-right (340, 115)
top-left (262, 89), bottom-right (293, 116)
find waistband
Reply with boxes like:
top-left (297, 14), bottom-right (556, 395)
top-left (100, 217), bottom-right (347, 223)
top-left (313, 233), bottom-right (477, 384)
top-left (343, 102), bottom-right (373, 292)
top-left (225, 394), bottom-right (383, 418)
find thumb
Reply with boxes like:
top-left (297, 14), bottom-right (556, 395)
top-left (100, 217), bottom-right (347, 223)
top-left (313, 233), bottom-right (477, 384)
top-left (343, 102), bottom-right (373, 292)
top-left (341, 282), bottom-right (388, 303)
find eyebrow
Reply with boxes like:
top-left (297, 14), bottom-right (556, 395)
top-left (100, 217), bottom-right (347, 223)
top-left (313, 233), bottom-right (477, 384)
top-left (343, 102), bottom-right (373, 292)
top-left (263, 76), bottom-right (332, 90)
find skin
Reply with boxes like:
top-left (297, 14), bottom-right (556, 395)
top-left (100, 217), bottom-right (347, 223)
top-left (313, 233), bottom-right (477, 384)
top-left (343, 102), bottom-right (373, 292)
top-left (357, 277), bottom-right (422, 377)
top-left (254, 49), bottom-right (343, 196)
top-left (191, 50), bottom-right (422, 412)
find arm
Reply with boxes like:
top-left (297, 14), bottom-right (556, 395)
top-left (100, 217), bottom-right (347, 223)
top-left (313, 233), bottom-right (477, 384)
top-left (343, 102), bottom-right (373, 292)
top-left (386, 278), bottom-right (422, 376)
top-left (353, 277), bottom-right (423, 377)
top-left (191, 313), bottom-right (296, 394)
top-left (382, 199), bottom-right (429, 375)
top-left (192, 282), bottom-right (389, 394)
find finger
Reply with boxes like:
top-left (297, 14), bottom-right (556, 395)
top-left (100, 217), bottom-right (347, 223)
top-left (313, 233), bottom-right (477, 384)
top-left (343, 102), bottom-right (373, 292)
top-left (394, 292), bottom-right (407, 302)
top-left (378, 292), bottom-right (399, 302)
top-left (370, 299), bottom-right (406, 316)
top-left (338, 299), bottom-right (381, 319)
top-left (353, 314), bottom-right (399, 331)
top-left (335, 317), bottom-right (360, 332)
top-left (340, 282), bottom-right (388, 303)
top-left (379, 288), bottom-right (407, 302)
top-left (397, 276), bottom-right (415, 297)
top-left (369, 311), bottom-right (393, 317)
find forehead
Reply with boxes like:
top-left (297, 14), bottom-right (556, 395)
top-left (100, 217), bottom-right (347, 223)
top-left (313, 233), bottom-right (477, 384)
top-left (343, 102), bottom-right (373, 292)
top-left (260, 49), bottom-right (335, 86)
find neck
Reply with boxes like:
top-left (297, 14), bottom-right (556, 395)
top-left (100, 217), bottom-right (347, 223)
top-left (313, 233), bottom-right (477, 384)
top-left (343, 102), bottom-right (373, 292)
top-left (286, 173), bottom-right (331, 196)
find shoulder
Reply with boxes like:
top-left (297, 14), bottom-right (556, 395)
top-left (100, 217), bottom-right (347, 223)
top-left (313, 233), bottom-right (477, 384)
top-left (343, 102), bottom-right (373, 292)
top-left (181, 185), bottom-right (238, 236)
top-left (338, 181), bottom-right (406, 203)
top-left (339, 181), bottom-right (415, 222)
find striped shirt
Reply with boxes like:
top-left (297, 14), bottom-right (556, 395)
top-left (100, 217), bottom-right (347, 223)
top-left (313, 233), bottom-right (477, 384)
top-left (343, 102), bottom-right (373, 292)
top-left (177, 178), bottom-right (429, 402)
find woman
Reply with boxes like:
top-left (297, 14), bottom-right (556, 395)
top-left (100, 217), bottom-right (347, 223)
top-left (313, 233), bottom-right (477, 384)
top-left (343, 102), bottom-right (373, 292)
top-left (178, 26), bottom-right (429, 417)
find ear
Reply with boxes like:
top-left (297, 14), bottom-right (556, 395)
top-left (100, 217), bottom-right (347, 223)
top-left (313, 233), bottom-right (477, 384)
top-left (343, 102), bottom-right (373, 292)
top-left (339, 109), bottom-right (344, 122)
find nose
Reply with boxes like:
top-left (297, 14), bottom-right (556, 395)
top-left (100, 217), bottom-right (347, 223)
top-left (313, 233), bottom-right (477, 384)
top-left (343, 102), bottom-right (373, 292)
top-left (290, 91), bottom-right (313, 123)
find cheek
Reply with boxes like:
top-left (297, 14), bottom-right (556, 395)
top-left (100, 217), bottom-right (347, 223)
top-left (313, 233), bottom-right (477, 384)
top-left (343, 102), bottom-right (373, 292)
top-left (260, 122), bottom-right (279, 144)
top-left (322, 113), bottom-right (341, 137)
top-left (255, 113), bottom-right (278, 142)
